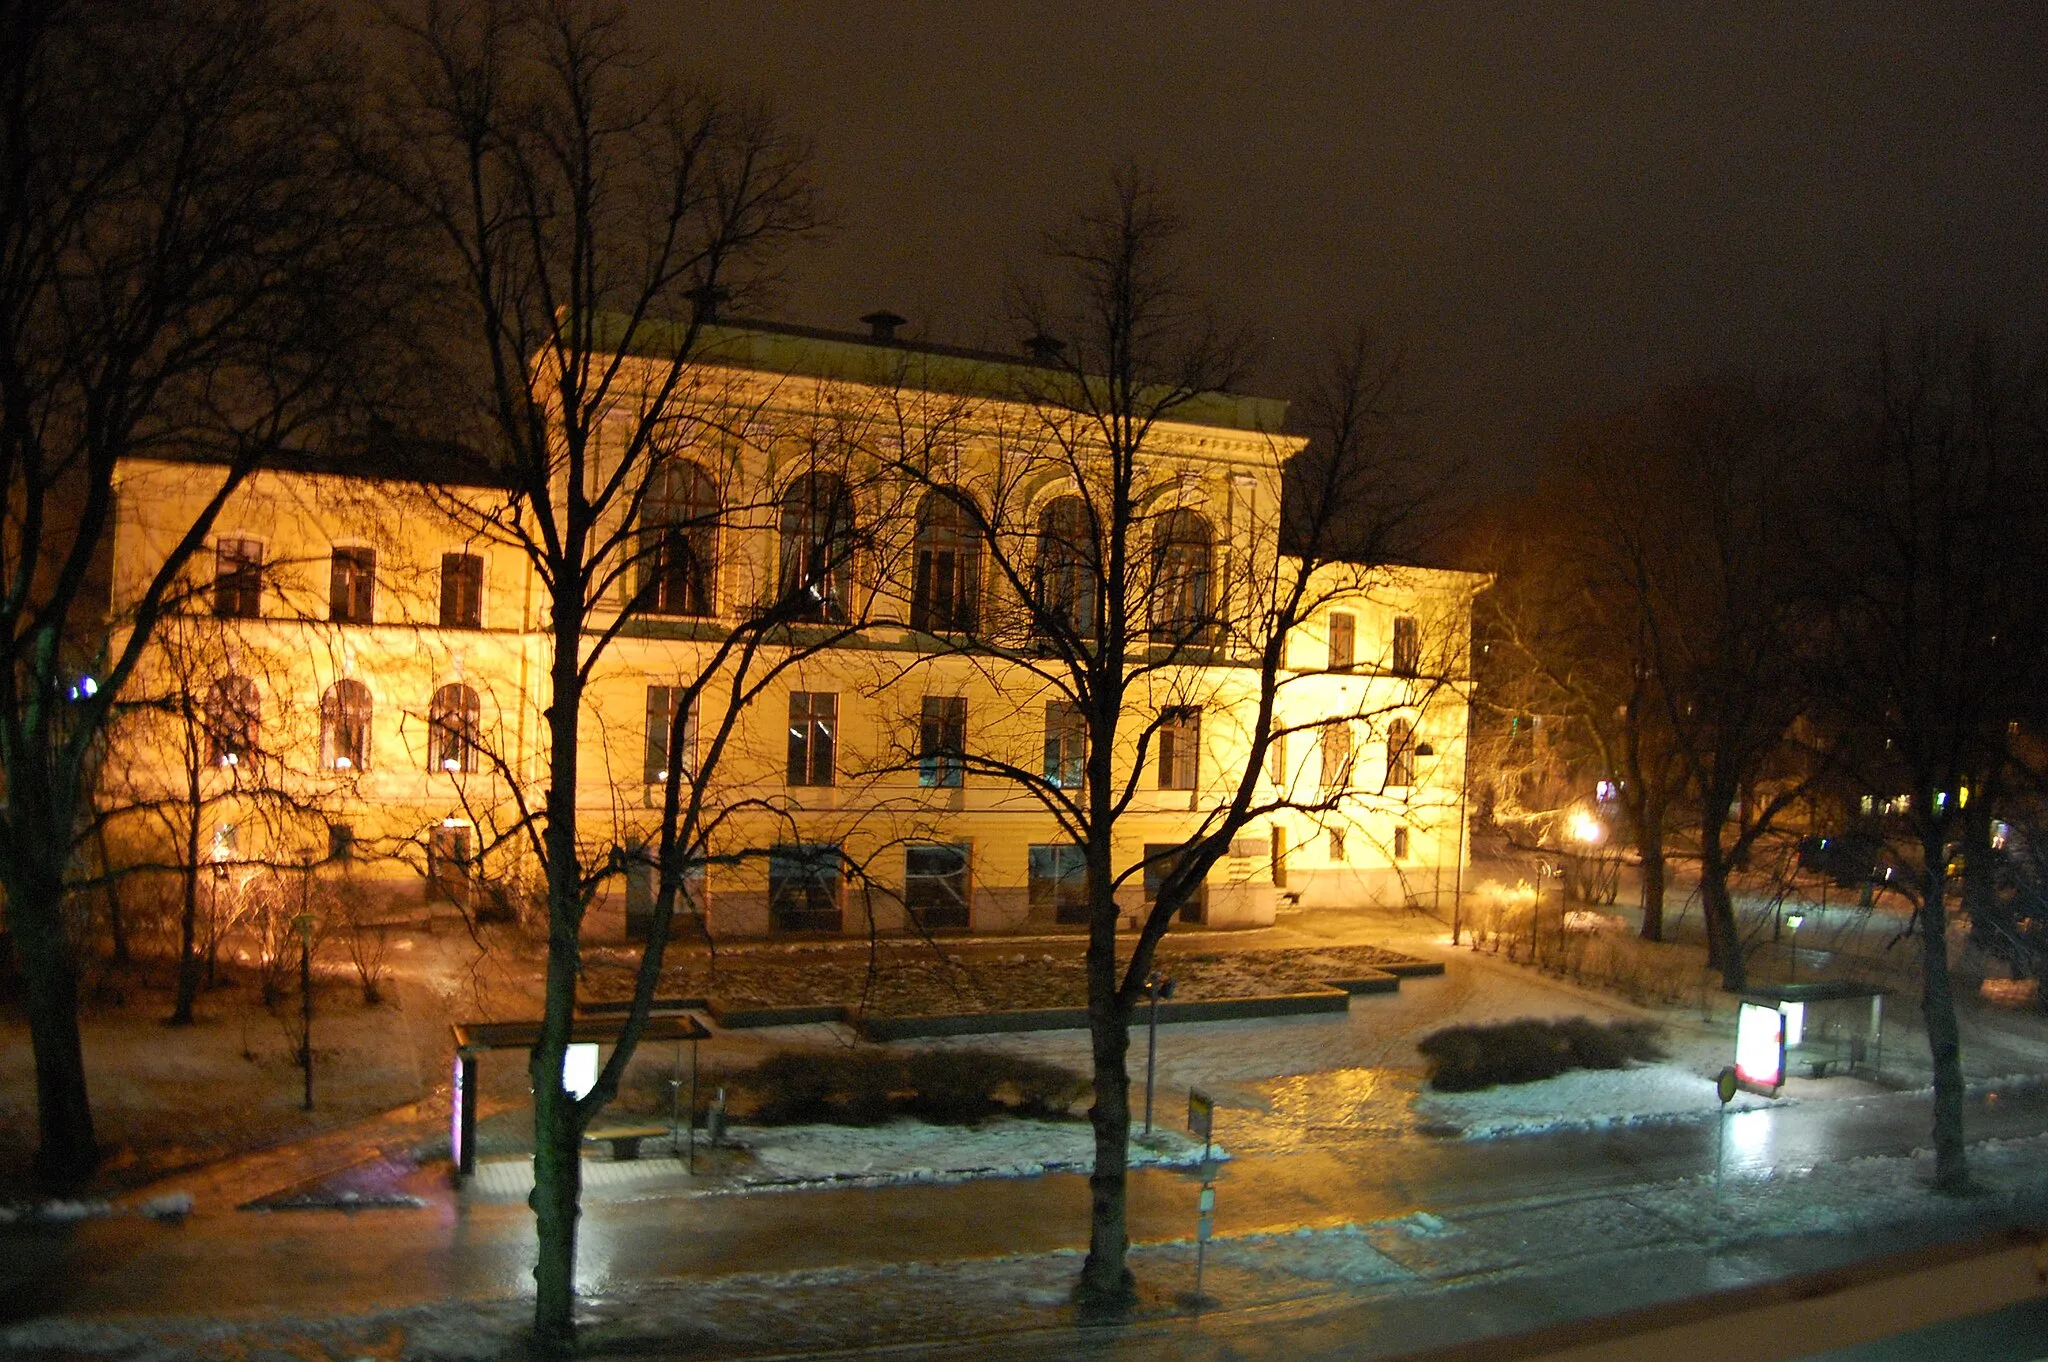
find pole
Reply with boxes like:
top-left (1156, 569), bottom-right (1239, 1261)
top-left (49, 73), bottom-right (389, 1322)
top-left (1145, 986), bottom-right (1160, 1135)
top-left (298, 861), bottom-right (313, 1111)
top-left (687, 1034), bottom-right (699, 1174)
top-left (299, 924), bottom-right (313, 1111)
top-left (1451, 697), bottom-right (1471, 945)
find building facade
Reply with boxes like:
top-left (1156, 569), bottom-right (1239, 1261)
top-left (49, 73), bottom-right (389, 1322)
top-left (106, 320), bottom-right (1483, 938)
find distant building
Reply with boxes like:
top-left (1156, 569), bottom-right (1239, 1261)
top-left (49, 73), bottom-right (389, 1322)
top-left (107, 319), bottom-right (1483, 938)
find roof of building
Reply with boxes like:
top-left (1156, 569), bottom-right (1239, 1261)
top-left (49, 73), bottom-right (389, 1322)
top-left (604, 313), bottom-right (1294, 435)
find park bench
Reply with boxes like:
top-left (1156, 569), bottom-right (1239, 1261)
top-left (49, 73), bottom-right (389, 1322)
top-left (582, 1125), bottom-right (668, 1161)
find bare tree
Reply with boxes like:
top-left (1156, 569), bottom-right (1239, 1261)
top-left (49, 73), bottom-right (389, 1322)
top-left (373, 0), bottom-right (823, 1347)
top-left (872, 171), bottom-right (1463, 1306)
top-left (0, 0), bottom-right (401, 1187)
top-left (1815, 329), bottom-right (2048, 1192)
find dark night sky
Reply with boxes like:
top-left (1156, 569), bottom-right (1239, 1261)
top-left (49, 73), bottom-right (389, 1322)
top-left (640, 2), bottom-right (2048, 478)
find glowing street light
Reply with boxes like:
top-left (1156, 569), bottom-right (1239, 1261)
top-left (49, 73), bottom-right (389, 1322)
top-left (1569, 809), bottom-right (1604, 845)
top-left (1786, 913), bottom-right (1805, 982)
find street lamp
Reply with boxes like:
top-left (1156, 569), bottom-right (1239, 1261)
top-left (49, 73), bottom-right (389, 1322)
top-left (1143, 971), bottom-right (1175, 1134)
top-left (1785, 913), bottom-right (1805, 984)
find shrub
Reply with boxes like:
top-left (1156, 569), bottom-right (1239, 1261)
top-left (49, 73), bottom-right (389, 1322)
top-left (734, 1046), bottom-right (1089, 1127)
top-left (1419, 1017), bottom-right (1665, 1091)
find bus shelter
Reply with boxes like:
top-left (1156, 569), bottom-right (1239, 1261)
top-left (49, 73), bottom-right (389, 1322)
top-left (450, 1012), bottom-right (710, 1178)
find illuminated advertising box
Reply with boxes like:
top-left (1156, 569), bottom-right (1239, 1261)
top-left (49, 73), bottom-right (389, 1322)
top-left (1735, 1000), bottom-right (1786, 1095)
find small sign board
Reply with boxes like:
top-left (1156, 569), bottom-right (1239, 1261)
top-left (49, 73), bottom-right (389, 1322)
top-left (1735, 1001), bottom-right (1786, 1095)
top-left (1188, 1087), bottom-right (1214, 1142)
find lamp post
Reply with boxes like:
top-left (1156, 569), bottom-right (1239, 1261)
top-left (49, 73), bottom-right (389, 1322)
top-left (1143, 971), bottom-right (1175, 1134)
top-left (1785, 913), bottom-right (1805, 984)
top-left (293, 849), bottom-right (321, 1111)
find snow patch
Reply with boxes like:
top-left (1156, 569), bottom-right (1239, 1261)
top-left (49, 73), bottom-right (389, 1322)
top-left (725, 1117), bottom-right (1221, 1190)
top-left (1415, 1064), bottom-right (1779, 1139)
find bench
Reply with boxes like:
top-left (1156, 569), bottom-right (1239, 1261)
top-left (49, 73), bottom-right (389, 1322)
top-left (582, 1125), bottom-right (669, 1161)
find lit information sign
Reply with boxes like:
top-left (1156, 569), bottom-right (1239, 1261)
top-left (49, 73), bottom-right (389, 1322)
top-left (1735, 1001), bottom-right (1786, 1094)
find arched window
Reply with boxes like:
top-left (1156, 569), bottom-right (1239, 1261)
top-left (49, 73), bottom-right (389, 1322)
top-left (638, 460), bottom-right (719, 616)
top-left (204, 675), bottom-right (259, 767)
top-left (1387, 716), bottom-right (1415, 787)
top-left (428, 682), bottom-right (480, 774)
top-left (911, 487), bottom-right (981, 634)
top-left (1033, 496), bottom-right (1098, 637)
top-left (777, 472), bottom-right (857, 623)
top-left (320, 679), bottom-right (372, 772)
top-left (1149, 508), bottom-right (1214, 639)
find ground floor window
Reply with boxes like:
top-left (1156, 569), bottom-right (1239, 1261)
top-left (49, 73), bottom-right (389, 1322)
top-left (904, 843), bottom-right (971, 930)
top-left (1028, 843), bottom-right (1089, 925)
top-left (1143, 841), bottom-right (1208, 925)
top-left (769, 843), bottom-right (842, 932)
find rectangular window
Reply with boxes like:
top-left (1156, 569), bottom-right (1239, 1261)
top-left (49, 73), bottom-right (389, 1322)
top-left (918, 696), bottom-right (966, 788)
top-left (1143, 841), bottom-right (1208, 925)
top-left (1043, 701), bottom-right (1086, 790)
top-left (1328, 612), bottom-right (1355, 671)
top-left (1392, 614), bottom-right (1420, 677)
top-left (1320, 721), bottom-right (1353, 791)
top-left (768, 843), bottom-right (842, 932)
top-left (1393, 826), bottom-right (1410, 859)
top-left (1266, 730), bottom-right (1288, 789)
top-left (1270, 826), bottom-right (1287, 888)
top-left (904, 843), bottom-right (971, 930)
top-left (330, 547), bottom-right (376, 624)
top-left (213, 539), bottom-right (264, 619)
top-left (440, 553), bottom-right (483, 628)
top-left (428, 824), bottom-right (472, 904)
top-left (786, 692), bottom-right (837, 786)
top-left (1329, 826), bottom-right (1346, 862)
top-left (645, 685), bottom-right (698, 785)
top-left (327, 823), bottom-right (354, 864)
top-left (1387, 717), bottom-right (1415, 787)
top-left (1028, 843), bottom-right (1089, 925)
top-left (1157, 706), bottom-right (1200, 791)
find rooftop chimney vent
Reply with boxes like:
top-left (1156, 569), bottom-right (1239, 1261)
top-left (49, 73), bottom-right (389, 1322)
top-left (685, 284), bottom-right (729, 323)
top-left (860, 310), bottom-right (907, 343)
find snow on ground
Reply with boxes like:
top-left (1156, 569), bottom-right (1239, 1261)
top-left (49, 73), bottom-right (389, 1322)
top-left (1414, 1063), bottom-right (1778, 1138)
top-left (734, 1117), bottom-right (1216, 1188)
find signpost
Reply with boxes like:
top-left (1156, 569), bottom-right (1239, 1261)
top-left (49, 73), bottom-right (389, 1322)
top-left (1185, 1086), bottom-right (1217, 1311)
top-left (1715, 1064), bottom-right (1738, 1191)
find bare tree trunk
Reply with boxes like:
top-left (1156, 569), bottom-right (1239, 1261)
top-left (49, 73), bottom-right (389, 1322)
top-left (1961, 796), bottom-right (1996, 928)
top-left (7, 846), bottom-right (99, 1188)
top-left (1699, 830), bottom-right (1747, 992)
top-left (1636, 802), bottom-right (1667, 941)
top-left (1078, 864), bottom-right (1136, 1307)
top-left (1917, 835), bottom-right (1969, 1192)
top-left (529, 633), bottom-right (591, 1353)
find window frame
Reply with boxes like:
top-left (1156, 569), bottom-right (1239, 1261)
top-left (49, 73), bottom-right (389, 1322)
top-left (1327, 611), bottom-right (1355, 671)
top-left (1033, 496), bottom-right (1099, 638)
top-left (904, 842), bottom-right (971, 930)
top-left (212, 538), bottom-right (264, 619)
top-left (1028, 843), bottom-right (1090, 925)
top-left (320, 678), bottom-right (373, 772)
top-left (638, 460), bottom-right (720, 617)
top-left (428, 682), bottom-right (481, 774)
top-left (1320, 720), bottom-right (1354, 792)
top-left (918, 695), bottom-right (966, 788)
top-left (644, 684), bottom-right (699, 785)
top-left (768, 843), bottom-right (843, 932)
top-left (910, 487), bottom-right (982, 635)
top-left (1043, 700), bottom-right (1086, 790)
top-left (1392, 614), bottom-right (1420, 677)
top-left (1148, 507), bottom-right (1215, 641)
top-left (777, 472), bottom-right (857, 623)
top-left (439, 552), bottom-right (484, 629)
top-left (786, 691), bottom-right (838, 787)
top-left (329, 546), bottom-right (376, 625)
top-left (204, 674), bottom-right (260, 767)
top-left (1157, 706), bottom-right (1201, 791)
top-left (1387, 716), bottom-right (1416, 787)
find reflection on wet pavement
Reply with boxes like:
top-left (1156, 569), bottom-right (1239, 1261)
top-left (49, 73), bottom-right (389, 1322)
top-left (1220, 1067), bottom-right (1428, 1153)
